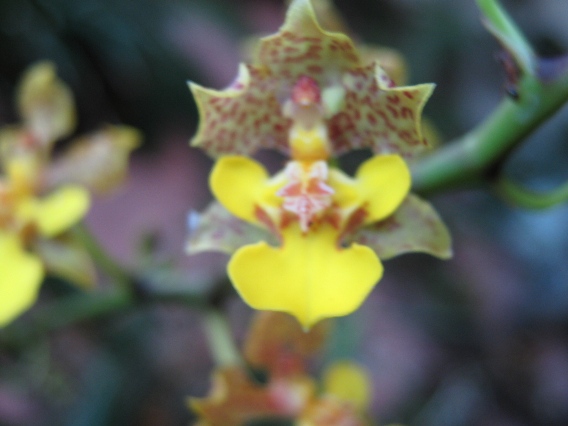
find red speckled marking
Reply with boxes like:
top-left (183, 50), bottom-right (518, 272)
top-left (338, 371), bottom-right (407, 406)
top-left (325, 63), bottom-right (433, 157)
top-left (191, 64), bottom-right (291, 157)
top-left (257, 14), bottom-right (360, 88)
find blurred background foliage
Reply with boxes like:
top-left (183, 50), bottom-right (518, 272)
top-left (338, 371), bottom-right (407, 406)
top-left (1, 0), bottom-right (568, 425)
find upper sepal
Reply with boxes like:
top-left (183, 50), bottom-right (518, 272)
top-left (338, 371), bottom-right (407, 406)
top-left (17, 61), bottom-right (76, 149)
top-left (255, 0), bottom-right (360, 80)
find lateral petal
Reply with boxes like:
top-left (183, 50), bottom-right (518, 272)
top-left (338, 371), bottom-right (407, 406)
top-left (210, 156), bottom-right (284, 225)
top-left (0, 234), bottom-right (43, 327)
top-left (20, 185), bottom-right (90, 238)
top-left (330, 154), bottom-right (411, 224)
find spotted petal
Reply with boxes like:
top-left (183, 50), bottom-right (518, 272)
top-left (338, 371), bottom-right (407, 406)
top-left (46, 125), bottom-right (141, 193)
top-left (229, 223), bottom-right (383, 330)
top-left (190, 64), bottom-right (290, 157)
top-left (349, 194), bottom-right (452, 260)
top-left (329, 63), bottom-right (434, 156)
top-left (0, 234), bottom-right (43, 327)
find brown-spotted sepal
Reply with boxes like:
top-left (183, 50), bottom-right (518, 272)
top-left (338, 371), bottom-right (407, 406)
top-left (185, 202), bottom-right (276, 255)
top-left (254, 0), bottom-right (360, 80)
top-left (347, 194), bottom-right (452, 260)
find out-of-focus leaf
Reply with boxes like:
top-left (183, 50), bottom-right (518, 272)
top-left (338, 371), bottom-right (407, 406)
top-left (46, 125), bottom-right (141, 194)
top-left (16, 61), bottom-right (76, 148)
top-left (185, 202), bottom-right (277, 255)
top-left (34, 237), bottom-right (97, 290)
top-left (349, 194), bottom-right (452, 260)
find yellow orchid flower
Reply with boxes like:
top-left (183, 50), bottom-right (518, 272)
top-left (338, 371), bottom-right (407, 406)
top-left (0, 61), bottom-right (141, 326)
top-left (187, 0), bottom-right (451, 329)
top-left (0, 155), bottom-right (89, 326)
top-left (211, 149), bottom-right (410, 329)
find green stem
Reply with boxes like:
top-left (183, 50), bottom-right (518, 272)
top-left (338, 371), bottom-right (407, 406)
top-left (476, 0), bottom-right (536, 74)
top-left (0, 277), bottom-right (214, 350)
top-left (202, 309), bottom-right (242, 367)
top-left (412, 0), bottom-right (568, 196)
top-left (72, 224), bottom-right (131, 287)
top-left (412, 59), bottom-right (568, 195)
top-left (494, 178), bottom-right (568, 209)
top-left (0, 289), bottom-right (131, 350)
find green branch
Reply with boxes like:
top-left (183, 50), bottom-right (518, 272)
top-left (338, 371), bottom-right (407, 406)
top-left (72, 224), bottom-right (131, 288)
top-left (0, 290), bottom-right (130, 350)
top-left (202, 309), bottom-right (242, 367)
top-left (0, 277), bottom-right (216, 351)
top-left (411, 0), bottom-right (568, 197)
top-left (476, 0), bottom-right (536, 74)
top-left (494, 178), bottom-right (568, 209)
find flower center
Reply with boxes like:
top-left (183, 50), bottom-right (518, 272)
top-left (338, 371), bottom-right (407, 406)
top-left (276, 161), bottom-right (334, 233)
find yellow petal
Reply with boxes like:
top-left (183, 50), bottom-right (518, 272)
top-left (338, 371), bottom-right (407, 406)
top-left (331, 155), bottom-right (411, 224)
top-left (25, 185), bottom-right (90, 237)
top-left (322, 361), bottom-right (372, 411)
top-left (228, 223), bottom-right (383, 329)
top-left (0, 234), bottom-right (43, 327)
top-left (210, 156), bottom-right (284, 224)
